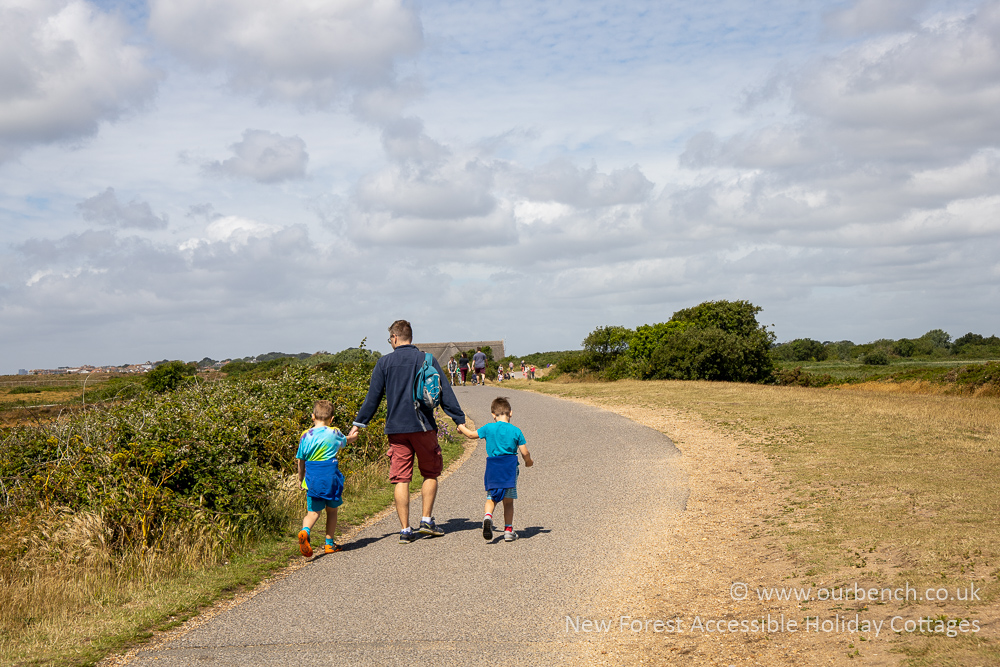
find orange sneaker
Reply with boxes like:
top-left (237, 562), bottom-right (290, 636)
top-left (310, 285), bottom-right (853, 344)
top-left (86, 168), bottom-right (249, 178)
top-left (324, 543), bottom-right (342, 554)
top-left (297, 529), bottom-right (312, 557)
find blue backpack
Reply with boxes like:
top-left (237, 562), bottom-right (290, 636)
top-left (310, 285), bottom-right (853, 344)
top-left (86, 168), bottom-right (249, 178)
top-left (412, 353), bottom-right (442, 426)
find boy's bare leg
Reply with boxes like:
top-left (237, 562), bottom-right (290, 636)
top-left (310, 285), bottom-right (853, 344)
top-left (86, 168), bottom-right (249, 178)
top-left (325, 507), bottom-right (338, 541)
top-left (420, 477), bottom-right (437, 518)
top-left (502, 498), bottom-right (514, 527)
top-left (394, 482), bottom-right (410, 529)
top-left (302, 510), bottom-right (321, 530)
top-left (484, 498), bottom-right (496, 517)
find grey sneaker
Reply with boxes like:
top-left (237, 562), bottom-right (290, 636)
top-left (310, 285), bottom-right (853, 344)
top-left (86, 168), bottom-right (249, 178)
top-left (418, 517), bottom-right (445, 537)
top-left (482, 517), bottom-right (493, 541)
top-left (398, 529), bottom-right (417, 544)
top-left (504, 529), bottom-right (518, 542)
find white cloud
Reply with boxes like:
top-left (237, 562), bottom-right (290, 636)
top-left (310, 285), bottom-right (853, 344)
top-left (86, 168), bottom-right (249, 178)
top-left (825, 0), bottom-right (933, 36)
top-left (148, 0), bottom-right (423, 107)
top-left (354, 158), bottom-right (496, 220)
top-left (516, 159), bottom-right (654, 207)
top-left (204, 129), bottom-right (309, 183)
top-left (77, 187), bottom-right (169, 230)
top-left (179, 215), bottom-right (280, 251)
top-left (795, 3), bottom-right (1000, 161)
top-left (0, 0), bottom-right (159, 161)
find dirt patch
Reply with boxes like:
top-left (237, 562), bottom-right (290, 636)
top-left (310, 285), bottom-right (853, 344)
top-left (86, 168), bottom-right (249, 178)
top-left (554, 394), bottom-right (984, 666)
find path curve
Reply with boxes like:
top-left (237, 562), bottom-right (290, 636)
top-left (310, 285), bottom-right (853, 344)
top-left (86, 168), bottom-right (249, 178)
top-left (126, 386), bottom-right (688, 666)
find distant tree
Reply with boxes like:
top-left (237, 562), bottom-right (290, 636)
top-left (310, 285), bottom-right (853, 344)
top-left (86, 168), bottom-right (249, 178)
top-left (145, 360), bottom-right (196, 392)
top-left (775, 338), bottom-right (828, 362)
top-left (583, 325), bottom-right (634, 369)
top-left (824, 340), bottom-right (856, 361)
top-left (669, 300), bottom-right (767, 339)
top-left (860, 348), bottom-right (890, 366)
top-left (921, 329), bottom-right (952, 349)
top-left (647, 327), bottom-right (774, 382)
top-left (891, 339), bottom-right (916, 358)
top-left (629, 321), bottom-right (690, 360)
top-left (953, 333), bottom-right (985, 348)
top-left (646, 300), bottom-right (775, 382)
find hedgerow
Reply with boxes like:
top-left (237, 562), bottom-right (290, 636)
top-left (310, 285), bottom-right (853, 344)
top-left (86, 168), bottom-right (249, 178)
top-left (0, 364), bottom-right (387, 558)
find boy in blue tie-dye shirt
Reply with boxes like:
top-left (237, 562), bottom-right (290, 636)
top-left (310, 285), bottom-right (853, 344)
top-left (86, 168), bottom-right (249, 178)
top-left (296, 400), bottom-right (357, 557)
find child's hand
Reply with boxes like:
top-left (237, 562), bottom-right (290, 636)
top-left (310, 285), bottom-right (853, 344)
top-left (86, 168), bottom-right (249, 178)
top-left (524, 455), bottom-right (534, 467)
top-left (345, 430), bottom-right (359, 445)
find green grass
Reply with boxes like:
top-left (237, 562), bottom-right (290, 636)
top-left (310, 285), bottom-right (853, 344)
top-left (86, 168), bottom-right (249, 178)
top-left (773, 358), bottom-right (1000, 384)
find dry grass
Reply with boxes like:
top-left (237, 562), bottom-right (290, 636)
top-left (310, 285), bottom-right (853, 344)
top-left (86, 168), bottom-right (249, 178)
top-left (0, 480), bottom-right (302, 666)
top-left (519, 378), bottom-right (1000, 665)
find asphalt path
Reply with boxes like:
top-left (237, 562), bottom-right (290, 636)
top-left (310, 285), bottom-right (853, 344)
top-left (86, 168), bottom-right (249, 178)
top-left (127, 385), bottom-right (687, 666)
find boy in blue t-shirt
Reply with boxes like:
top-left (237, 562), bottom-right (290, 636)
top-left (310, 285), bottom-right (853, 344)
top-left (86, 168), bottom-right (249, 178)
top-left (296, 400), bottom-right (356, 557)
top-left (457, 396), bottom-right (533, 542)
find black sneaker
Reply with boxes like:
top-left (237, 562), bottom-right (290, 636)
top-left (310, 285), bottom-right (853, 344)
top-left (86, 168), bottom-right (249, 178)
top-left (399, 529), bottom-right (417, 544)
top-left (418, 517), bottom-right (445, 537)
top-left (482, 517), bottom-right (493, 541)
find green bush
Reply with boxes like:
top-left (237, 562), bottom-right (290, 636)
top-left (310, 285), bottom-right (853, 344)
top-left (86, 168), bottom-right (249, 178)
top-left (773, 366), bottom-right (838, 387)
top-left (626, 321), bottom-right (690, 362)
top-left (145, 361), bottom-right (197, 392)
top-left (825, 340), bottom-right (856, 361)
top-left (0, 365), bottom-right (386, 556)
top-left (891, 339), bottom-right (916, 358)
top-left (583, 325), bottom-right (634, 369)
top-left (646, 326), bottom-right (774, 382)
top-left (773, 338), bottom-right (828, 362)
top-left (860, 348), bottom-right (890, 366)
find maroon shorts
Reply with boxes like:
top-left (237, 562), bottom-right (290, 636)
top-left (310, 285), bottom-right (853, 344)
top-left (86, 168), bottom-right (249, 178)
top-left (387, 431), bottom-right (442, 484)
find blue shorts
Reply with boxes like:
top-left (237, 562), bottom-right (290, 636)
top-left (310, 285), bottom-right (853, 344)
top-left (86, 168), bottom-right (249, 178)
top-left (494, 486), bottom-right (517, 500)
top-left (306, 495), bottom-right (343, 512)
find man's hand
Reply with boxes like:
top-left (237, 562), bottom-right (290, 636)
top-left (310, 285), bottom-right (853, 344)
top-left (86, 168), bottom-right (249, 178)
top-left (345, 429), bottom-right (359, 445)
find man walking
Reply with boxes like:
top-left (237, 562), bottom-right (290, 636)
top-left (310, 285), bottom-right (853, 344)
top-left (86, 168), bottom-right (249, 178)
top-left (473, 347), bottom-right (487, 386)
top-left (348, 320), bottom-right (467, 543)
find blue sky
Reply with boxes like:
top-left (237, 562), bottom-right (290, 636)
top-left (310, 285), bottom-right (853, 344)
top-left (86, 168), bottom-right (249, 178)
top-left (2, 0), bottom-right (999, 372)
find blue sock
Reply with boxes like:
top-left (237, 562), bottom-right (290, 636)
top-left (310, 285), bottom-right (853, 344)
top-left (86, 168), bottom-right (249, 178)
top-left (325, 537), bottom-right (334, 546)
top-left (301, 526), bottom-right (310, 535)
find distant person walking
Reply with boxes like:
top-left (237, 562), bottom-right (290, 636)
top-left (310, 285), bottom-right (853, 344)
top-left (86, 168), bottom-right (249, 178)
top-left (458, 352), bottom-right (470, 385)
top-left (348, 320), bottom-right (467, 543)
top-left (447, 356), bottom-right (459, 386)
top-left (473, 347), bottom-right (487, 386)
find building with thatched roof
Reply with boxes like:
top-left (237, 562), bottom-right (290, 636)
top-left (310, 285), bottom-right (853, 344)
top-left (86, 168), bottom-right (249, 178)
top-left (415, 340), bottom-right (505, 366)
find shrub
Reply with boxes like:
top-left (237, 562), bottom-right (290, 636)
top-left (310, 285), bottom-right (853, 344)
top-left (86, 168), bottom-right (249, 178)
top-left (629, 321), bottom-right (689, 360)
top-left (646, 326), bottom-right (774, 382)
top-left (773, 366), bottom-right (837, 387)
top-left (825, 340), bottom-right (856, 360)
top-left (891, 339), bottom-right (916, 358)
top-left (773, 338), bottom-right (828, 362)
top-left (145, 360), bottom-right (197, 393)
top-left (860, 348), bottom-right (890, 366)
top-left (582, 325), bottom-right (634, 369)
top-left (0, 365), bottom-right (385, 557)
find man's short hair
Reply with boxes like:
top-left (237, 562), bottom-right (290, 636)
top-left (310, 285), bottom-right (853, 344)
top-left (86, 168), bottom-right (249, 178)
top-left (476, 347), bottom-right (482, 351)
top-left (388, 319), bottom-right (412, 341)
top-left (491, 396), bottom-right (512, 417)
top-left (313, 400), bottom-right (335, 421)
